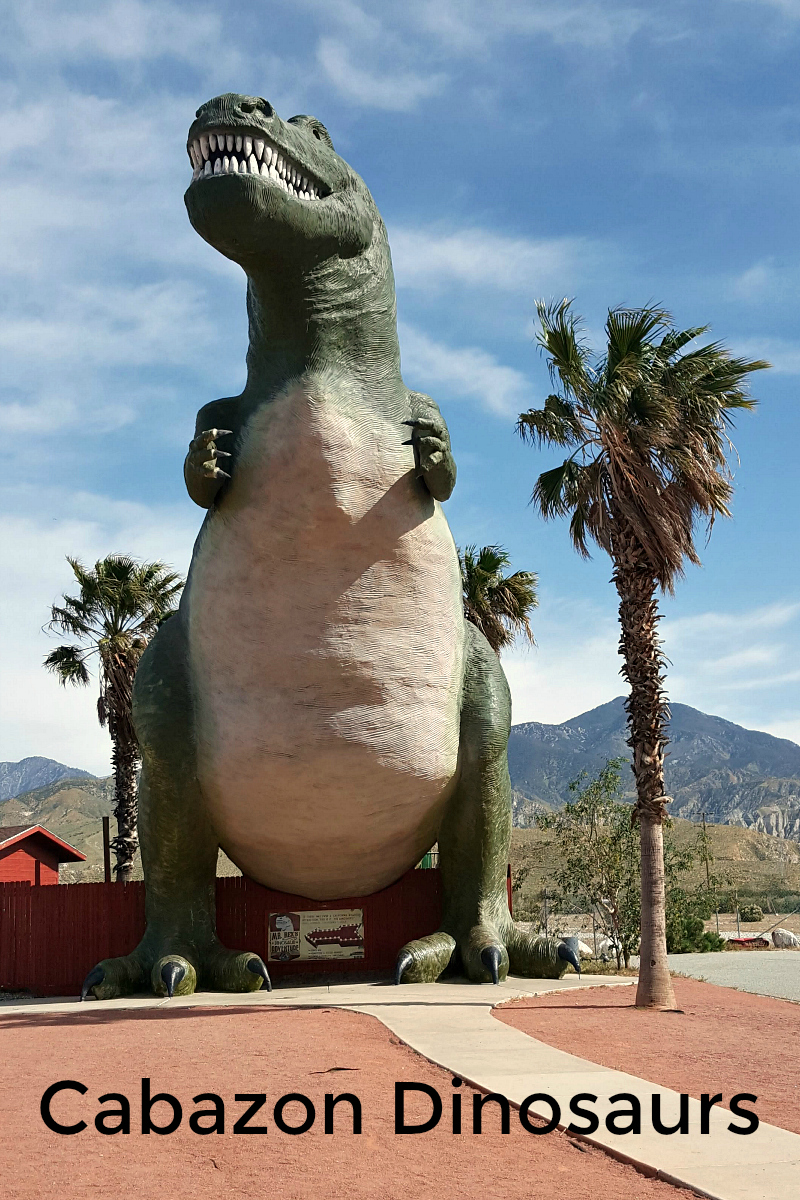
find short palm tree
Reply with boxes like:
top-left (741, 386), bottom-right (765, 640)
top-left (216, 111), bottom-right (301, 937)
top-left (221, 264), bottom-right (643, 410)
top-left (45, 555), bottom-right (183, 881)
top-left (459, 544), bottom-right (538, 653)
top-left (517, 300), bottom-right (767, 1008)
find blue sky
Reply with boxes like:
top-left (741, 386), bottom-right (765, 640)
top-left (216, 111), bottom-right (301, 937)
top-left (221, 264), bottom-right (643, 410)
top-left (1, 0), bottom-right (799, 774)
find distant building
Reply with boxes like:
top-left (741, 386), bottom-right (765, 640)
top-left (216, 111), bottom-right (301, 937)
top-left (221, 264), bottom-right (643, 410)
top-left (0, 825), bottom-right (86, 885)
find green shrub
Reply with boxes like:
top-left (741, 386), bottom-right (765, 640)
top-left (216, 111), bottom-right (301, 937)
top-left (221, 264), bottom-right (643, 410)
top-left (738, 903), bottom-right (763, 923)
top-left (667, 913), bottom-right (725, 954)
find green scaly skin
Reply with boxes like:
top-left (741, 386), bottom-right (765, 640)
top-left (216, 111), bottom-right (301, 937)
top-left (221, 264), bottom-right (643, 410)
top-left (81, 94), bottom-right (576, 1000)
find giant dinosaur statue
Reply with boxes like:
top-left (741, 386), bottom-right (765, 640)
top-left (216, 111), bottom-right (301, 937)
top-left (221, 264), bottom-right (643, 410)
top-left (81, 94), bottom-right (579, 1000)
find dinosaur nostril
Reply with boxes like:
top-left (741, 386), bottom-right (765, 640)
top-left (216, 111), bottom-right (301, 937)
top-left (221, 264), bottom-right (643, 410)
top-left (240, 98), bottom-right (273, 117)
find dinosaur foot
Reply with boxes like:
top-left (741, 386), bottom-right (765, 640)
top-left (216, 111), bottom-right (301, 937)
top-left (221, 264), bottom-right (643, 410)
top-left (80, 944), bottom-right (272, 1001)
top-left (506, 924), bottom-right (581, 979)
top-left (394, 922), bottom-right (580, 986)
top-left (394, 926), bottom-right (509, 985)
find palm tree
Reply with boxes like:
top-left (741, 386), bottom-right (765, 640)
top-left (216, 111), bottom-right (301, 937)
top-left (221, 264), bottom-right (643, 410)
top-left (45, 555), bottom-right (183, 881)
top-left (517, 301), bottom-right (767, 1008)
top-left (459, 544), bottom-right (538, 653)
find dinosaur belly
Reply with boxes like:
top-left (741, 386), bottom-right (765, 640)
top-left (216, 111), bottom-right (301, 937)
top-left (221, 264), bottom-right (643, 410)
top-left (187, 378), bottom-right (465, 900)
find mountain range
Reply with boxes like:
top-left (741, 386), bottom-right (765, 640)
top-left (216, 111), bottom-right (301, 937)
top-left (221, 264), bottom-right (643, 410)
top-left (2, 697), bottom-right (800, 872)
top-left (508, 697), bottom-right (800, 838)
top-left (0, 756), bottom-right (95, 802)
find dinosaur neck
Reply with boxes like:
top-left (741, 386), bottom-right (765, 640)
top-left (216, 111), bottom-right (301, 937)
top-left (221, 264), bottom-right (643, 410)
top-left (242, 244), bottom-right (403, 400)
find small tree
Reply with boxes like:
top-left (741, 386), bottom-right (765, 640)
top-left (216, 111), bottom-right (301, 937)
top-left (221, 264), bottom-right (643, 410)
top-left (536, 759), bottom-right (641, 967)
top-left (536, 759), bottom-right (723, 966)
top-left (45, 555), bottom-right (183, 880)
top-left (459, 543), bottom-right (538, 653)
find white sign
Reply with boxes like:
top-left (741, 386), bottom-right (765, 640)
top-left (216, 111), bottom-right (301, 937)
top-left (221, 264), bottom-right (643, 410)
top-left (268, 909), bottom-right (365, 961)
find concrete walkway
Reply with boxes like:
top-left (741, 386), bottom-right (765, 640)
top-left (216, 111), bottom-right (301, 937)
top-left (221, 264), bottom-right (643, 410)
top-left (3, 975), bottom-right (798, 1200)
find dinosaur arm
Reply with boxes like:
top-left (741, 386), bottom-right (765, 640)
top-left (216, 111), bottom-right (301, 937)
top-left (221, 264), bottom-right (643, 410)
top-left (184, 398), bottom-right (240, 508)
top-left (406, 391), bottom-right (456, 502)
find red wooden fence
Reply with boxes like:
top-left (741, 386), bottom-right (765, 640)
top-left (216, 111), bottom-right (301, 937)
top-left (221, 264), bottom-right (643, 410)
top-left (0, 870), bottom-right (443, 997)
top-left (0, 867), bottom-right (513, 998)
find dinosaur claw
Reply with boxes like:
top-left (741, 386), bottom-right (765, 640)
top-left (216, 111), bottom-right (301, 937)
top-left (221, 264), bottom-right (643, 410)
top-left (246, 956), bottom-right (272, 992)
top-left (80, 966), bottom-right (105, 1002)
top-left (394, 950), bottom-right (414, 985)
top-left (481, 946), bottom-right (502, 985)
top-left (161, 961), bottom-right (186, 998)
top-left (558, 943), bottom-right (581, 975)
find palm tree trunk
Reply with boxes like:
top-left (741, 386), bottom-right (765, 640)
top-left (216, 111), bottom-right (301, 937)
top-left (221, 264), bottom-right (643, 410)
top-left (110, 727), bottom-right (139, 881)
top-left (613, 527), bottom-right (677, 1010)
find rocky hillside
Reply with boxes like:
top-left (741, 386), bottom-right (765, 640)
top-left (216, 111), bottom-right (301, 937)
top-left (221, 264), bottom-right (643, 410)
top-left (0, 757), bottom-right (95, 802)
top-left (510, 816), bottom-right (800, 920)
top-left (508, 698), bottom-right (800, 839)
top-left (0, 776), bottom-right (240, 882)
top-left (0, 776), bottom-right (115, 880)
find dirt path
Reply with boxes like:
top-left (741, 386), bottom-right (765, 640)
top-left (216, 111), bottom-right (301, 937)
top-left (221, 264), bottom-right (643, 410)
top-left (497, 976), bottom-right (800, 1135)
top-left (0, 1003), bottom-right (697, 1200)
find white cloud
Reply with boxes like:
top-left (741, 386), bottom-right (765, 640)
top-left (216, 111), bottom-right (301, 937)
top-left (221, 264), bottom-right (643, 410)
top-left (303, 0), bottom-right (653, 111)
top-left (390, 226), bottom-right (612, 294)
top-left (502, 596), bottom-right (800, 744)
top-left (502, 594), bottom-right (623, 725)
top-left (761, 717), bottom-right (800, 744)
top-left (663, 602), bottom-right (800, 734)
top-left (409, 0), bottom-right (651, 53)
top-left (316, 38), bottom-right (447, 111)
top-left (734, 336), bottom-right (800, 374)
top-left (732, 260), bottom-right (777, 300)
top-left (306, 1), bottom-right (652, 60)
top-left (0, 86), bottom-right (248, 440)
top-left (399, 322), bottom-right (534, 415)
top-left (8, 1), bottom-right (239, 70)
top-left (0, 492), bottom-right (199, 775)
top-left (664, 603), bottom-right (800, 639)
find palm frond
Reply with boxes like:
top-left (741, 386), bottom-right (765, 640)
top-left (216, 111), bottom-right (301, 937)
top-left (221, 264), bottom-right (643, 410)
top-left (534, 299), bottom-right (594, 399)
top-left (459, 543), bottom-right (538, 653)
top-left (517, 393), bottom-right (585, 448)
top-left (531, 459), bottom-right (589, 519)
top-left (43, 644), bottom-right (91, 687)
top-left (605, 306), bottom-right (671, 377)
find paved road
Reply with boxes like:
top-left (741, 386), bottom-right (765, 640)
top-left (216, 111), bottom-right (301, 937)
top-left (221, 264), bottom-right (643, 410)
top-left (668, 949), bottom-right (800, 1002)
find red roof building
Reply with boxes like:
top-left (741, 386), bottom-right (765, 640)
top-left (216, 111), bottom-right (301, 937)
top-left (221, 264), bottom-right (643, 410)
top-left (0, 825), bottom-right (86, 885)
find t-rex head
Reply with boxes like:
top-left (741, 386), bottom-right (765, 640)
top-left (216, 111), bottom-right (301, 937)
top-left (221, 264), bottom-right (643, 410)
top-left (184, 94), bottom-right (376, 271)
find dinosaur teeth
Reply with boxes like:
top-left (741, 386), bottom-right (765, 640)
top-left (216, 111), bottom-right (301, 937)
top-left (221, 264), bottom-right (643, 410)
top-left (188, 128), bottom-right (326, 199)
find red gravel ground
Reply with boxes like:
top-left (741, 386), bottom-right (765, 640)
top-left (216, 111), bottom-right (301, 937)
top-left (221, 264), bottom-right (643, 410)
top-left (497, 977), bottom-right (800, 1134)
top-left (0, 1003), bottom-right (695, 1200)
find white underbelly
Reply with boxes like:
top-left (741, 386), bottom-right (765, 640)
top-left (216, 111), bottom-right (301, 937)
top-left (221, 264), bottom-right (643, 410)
top-left (187, 377), bottom-right (465, 899)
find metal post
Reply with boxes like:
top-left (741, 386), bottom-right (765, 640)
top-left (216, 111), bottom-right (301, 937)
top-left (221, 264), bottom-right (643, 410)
top-left (102, 816), bottom-right (112, 884)
top-left (543, 888), bottom-right (548, 940)
top-left (592, 911), bottom-right (597, 959)
top-left (735, 889), bottom-right (740, 937)
top-left (701, 812), bottom-right (720, 935)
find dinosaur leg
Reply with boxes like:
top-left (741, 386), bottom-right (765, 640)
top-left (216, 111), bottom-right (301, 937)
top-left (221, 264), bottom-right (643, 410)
top-left (395, 624), bottom-right (580, 985)
top-left (81, 613), bottom-right (270, 1000)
